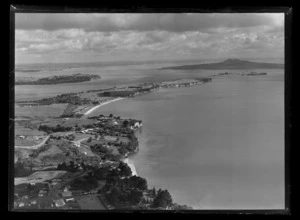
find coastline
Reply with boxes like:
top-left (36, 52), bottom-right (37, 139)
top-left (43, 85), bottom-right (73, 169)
top-left (84, 97), bottom-right (125, 115)
top-left (122, 157), bottom-right (138, 177)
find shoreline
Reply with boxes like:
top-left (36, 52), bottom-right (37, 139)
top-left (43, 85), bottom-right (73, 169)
top-left (122, 157), bottom-right (138, 177)
top-left (84, 97), bottom-right (125, 115)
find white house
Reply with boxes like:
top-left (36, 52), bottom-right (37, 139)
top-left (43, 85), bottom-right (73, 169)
top-left (65, 198), bottom-right (75, 202)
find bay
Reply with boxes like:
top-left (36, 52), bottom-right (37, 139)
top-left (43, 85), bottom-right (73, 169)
top-left (89, 70), bottom-right (284, 209)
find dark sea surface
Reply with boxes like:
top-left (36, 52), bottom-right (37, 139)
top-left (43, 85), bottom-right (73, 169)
top-left (14, 63), bottom-right (284, 209)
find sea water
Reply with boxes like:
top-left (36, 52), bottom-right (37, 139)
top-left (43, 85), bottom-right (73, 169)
top-left (90, 69), bottom-right (284, 209)
top-left (15, 63), bottom-right (285, 209)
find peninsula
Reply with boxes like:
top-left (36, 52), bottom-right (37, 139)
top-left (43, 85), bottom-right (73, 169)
top-left (15, 73), bottom-right (101, 85)
top-left (14, 77), bottom-right (206, 210)
top-left (16, 77), bottom-right (212, 117)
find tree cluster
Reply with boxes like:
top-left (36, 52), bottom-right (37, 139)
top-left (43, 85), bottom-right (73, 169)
top-left (69, 172), bottom-right (98, 190)
top-left (38, 124), bottom-right (73, 134)
top-left (57, 161), bottom-right (80, 172)
top-left (102, 175), bottom-right (148, 207)
top-left (151, 189), bottom-right (173, 208)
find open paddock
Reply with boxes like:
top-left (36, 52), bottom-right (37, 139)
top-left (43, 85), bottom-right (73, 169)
top-left (62, 118), bottom-right (95, 127)
top-left (15, 170), bottom-right (67, 185)
top-left (15, 103), bottom-right (68, 118)
top-left (72, 133), bottom-right (93, 141)
top-left (15, 138), bottom-right (41, 147)
top-left (75, 194), bottom-right (106, 210)
top-left (15, 148), bottom-right (33, 163)
top-left (81, 139), bottom-right (106, 147)
top-left (15, 125), bottom-right (45, 136)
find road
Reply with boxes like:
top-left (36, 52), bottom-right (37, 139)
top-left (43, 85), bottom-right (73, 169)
top-left (15, 135), bottom-right (50, 149)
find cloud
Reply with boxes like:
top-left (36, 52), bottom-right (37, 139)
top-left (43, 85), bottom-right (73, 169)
top-left (15, 13), bottom-right (284, 63)
top-left (16, 13), bottom-right (284, 33)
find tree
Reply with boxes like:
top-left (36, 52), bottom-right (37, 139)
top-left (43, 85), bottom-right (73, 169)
top-left (152, 190), bottom-right (173, 208)
top-left (118, 147), bottom-right (128, 156)
top-left (152, 187), bottom-right (157, 197)
top-left (118, 161), bottom-right (132, 177)
top-left (127, 176), bottom-right (148, 191)
top-left (128, 190), bottom-right (143, 205)
top-left (57, 162), bottom-right (67, 170)
top-left (123, 120), bottom-right (129, 128)
top-left (109, 113), bottom-right (113, 118)
top-left (27, 183), bottom-right (34, 193)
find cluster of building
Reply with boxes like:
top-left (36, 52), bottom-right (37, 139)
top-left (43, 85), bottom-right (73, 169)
top-left (159, 78), bottom-right (212, 89)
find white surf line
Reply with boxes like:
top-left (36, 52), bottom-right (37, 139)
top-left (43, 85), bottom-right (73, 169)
top-left (83, 97), bottom-right (125, 116)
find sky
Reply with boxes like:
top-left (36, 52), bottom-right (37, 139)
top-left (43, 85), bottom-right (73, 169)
top-left (15, 13), bottom-right (284, 64)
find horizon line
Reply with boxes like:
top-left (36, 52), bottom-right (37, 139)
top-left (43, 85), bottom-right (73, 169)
top-left (15, 57), bottom-right (284, 66)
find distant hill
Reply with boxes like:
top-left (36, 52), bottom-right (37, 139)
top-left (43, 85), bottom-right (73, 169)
top-left (160, 59), bottom-right (284, 70)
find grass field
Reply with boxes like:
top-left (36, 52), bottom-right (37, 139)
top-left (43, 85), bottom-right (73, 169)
top-left (15, 103), bottom-right (68, 118)
top-left (76, 194), bottom-right (106, 210)
top-left (15, 125), bottom-right (45, 136)
top-left (15, 170), bottom-right (67, 185)
top-left (62, 118), bottom-right (95, 127)
top-left (36, 145), bottom-right (64, 159)
top-left (15, 138), bottom-right (41, 146)
top-left (15, 148), bottom-right (33, 163)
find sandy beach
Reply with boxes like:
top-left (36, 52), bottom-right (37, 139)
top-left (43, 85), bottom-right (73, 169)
top-left (84, 97), bottom-right (125, 116)
top-left (123, 158), bottom-right (138, 176)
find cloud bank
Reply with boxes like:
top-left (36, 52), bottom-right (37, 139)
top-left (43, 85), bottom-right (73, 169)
top-left (15, 13), bottom-right (284, 63)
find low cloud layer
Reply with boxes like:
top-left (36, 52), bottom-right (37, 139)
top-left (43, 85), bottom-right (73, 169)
top-left (15, 13), bottom-right (284, 63)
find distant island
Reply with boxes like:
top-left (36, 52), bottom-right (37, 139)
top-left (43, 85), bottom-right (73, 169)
top-left (160, 59), bottom-right (284, 70)
top-left (15, 73), bottom-right (101, 85)
top-left (212, 71), bottom-right (267, 77)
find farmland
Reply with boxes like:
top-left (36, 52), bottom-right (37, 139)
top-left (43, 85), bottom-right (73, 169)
top-left (15, 170), bottom-right (67, 185)
top-left (76, 194), bottom-right (106, 210)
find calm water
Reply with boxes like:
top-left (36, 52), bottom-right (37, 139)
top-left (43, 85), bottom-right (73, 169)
top-left (89, 71), bottom-right (284, 209)
top-left (14, 63), bottom-right (285, 209)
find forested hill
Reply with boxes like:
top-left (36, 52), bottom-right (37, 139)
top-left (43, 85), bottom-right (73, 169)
top-left (160, 59), bottom-right (284, 70)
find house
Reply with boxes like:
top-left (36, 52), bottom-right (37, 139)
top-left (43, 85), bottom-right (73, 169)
top-left (54, 199), bottom-right (65, 207)
top-left (18, 202), bottom-right (25, 207)
top-left (22, 195), bottom-right (29, 199)
top-left (31, 200), bottom-right (37, 205)
top-left (65, 198), bottom-right (75, 202)
top-left (62, 187), bottom-right (72, 197)
top-left (38, 192), bottom-right (44, 197)
top-left (52, 179), bottom-right (61, 183)
top-left (38, 189), bottom-right (47, 197)
top-left (62, 191), bottom-right (72, 197)
top-left (33, 136), bottom-right (44, 140)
